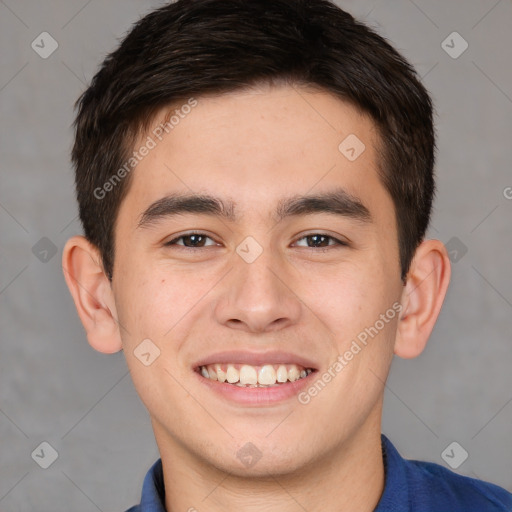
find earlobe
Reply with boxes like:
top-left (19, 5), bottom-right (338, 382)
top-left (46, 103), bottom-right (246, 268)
top-left (62, 235), bottom-right (123, 354)
top-left (394, 239), bottom-right (451, 359)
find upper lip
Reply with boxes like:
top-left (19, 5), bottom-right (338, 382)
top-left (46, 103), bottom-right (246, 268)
top-left (193, 350), bottom-right (319, 370)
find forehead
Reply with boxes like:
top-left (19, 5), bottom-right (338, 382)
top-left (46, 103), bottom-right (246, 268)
top-left (120, 85), bottom-right (388, 225)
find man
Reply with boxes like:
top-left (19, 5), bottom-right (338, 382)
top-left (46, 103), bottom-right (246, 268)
top-left (62, 0), bottom-right (512, 510)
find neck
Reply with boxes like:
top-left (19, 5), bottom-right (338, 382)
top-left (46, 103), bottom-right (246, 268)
top-left (154, 409), bottom-right (385, 512)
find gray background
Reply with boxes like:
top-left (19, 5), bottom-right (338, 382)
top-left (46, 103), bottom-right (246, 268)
top-left (1, 0), bottom-right (511, 510)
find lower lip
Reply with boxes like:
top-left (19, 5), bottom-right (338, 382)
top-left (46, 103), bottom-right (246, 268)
top-left (193, 369), bottom-right (317, 406)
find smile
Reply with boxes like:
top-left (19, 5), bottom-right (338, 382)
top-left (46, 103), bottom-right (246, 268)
top-left (192, 350), bottom-right (319, 405)
top-left (197, 363), bottom-right (314, 387)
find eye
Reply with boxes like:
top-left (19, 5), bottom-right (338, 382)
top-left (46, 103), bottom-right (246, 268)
top-left (164, 232), bottom-right (218, 248)
top-left (163, 231), bottom-right (348, 250)
top-left (293, 233), bottom-right (348, 249)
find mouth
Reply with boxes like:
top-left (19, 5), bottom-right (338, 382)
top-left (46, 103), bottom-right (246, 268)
top-left (195, 363), bottom-right (315, 387)
top-left (192, 351), bottom-right (319, 405)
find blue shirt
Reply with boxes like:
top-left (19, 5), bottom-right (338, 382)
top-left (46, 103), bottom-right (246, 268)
top-left (126, 434), bottom-right (512, 511)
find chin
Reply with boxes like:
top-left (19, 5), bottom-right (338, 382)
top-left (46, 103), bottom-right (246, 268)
top-left (202, 439), bottom-right (314, 478)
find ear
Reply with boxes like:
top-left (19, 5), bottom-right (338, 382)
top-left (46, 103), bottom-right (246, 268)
top-left (394, 239), bottom-right (451, 359)
top-left (62, 235), bottom-right (123, 354)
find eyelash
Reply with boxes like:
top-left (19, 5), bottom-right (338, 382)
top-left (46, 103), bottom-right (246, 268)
top-left (164, 231), bottom-right (349, 251)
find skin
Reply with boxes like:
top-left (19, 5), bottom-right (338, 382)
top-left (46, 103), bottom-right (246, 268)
top-left (62, 84), bottom-right (451, 511)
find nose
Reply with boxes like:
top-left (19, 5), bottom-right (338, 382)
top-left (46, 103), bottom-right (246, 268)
top-left (214, 248), bottom-right (302, 334)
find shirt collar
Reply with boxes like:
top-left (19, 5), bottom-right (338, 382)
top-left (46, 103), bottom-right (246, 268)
top-left (374, 434), bottom-right (410, 511)
top-left (138, 458), bottom-right (166, 512)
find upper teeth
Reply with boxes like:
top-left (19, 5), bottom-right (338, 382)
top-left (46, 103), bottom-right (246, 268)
top-left (199, 363), bottom-right (312, 386)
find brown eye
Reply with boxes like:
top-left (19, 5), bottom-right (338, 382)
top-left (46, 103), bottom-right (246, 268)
top-left (165, 233), bottom-right (217, 248)
top-left (294, 233), bottom-right (348, 248)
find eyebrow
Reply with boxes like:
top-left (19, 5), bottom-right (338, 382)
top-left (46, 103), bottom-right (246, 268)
top-left (136, 188), bottom-right (371, 230)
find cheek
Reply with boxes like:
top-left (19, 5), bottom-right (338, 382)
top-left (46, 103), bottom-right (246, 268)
top-left (305, 261), bottom-right (386, 326)
top-left (303, 256), bottom-right (400, 368)
top-left (114, 263), bottom-right (214, 348)
top-left (113, 266), bottom-right (169, 346)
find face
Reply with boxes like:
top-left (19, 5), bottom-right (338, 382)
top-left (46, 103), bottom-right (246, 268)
top-left (111, 85), bottom-right (404, 476)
